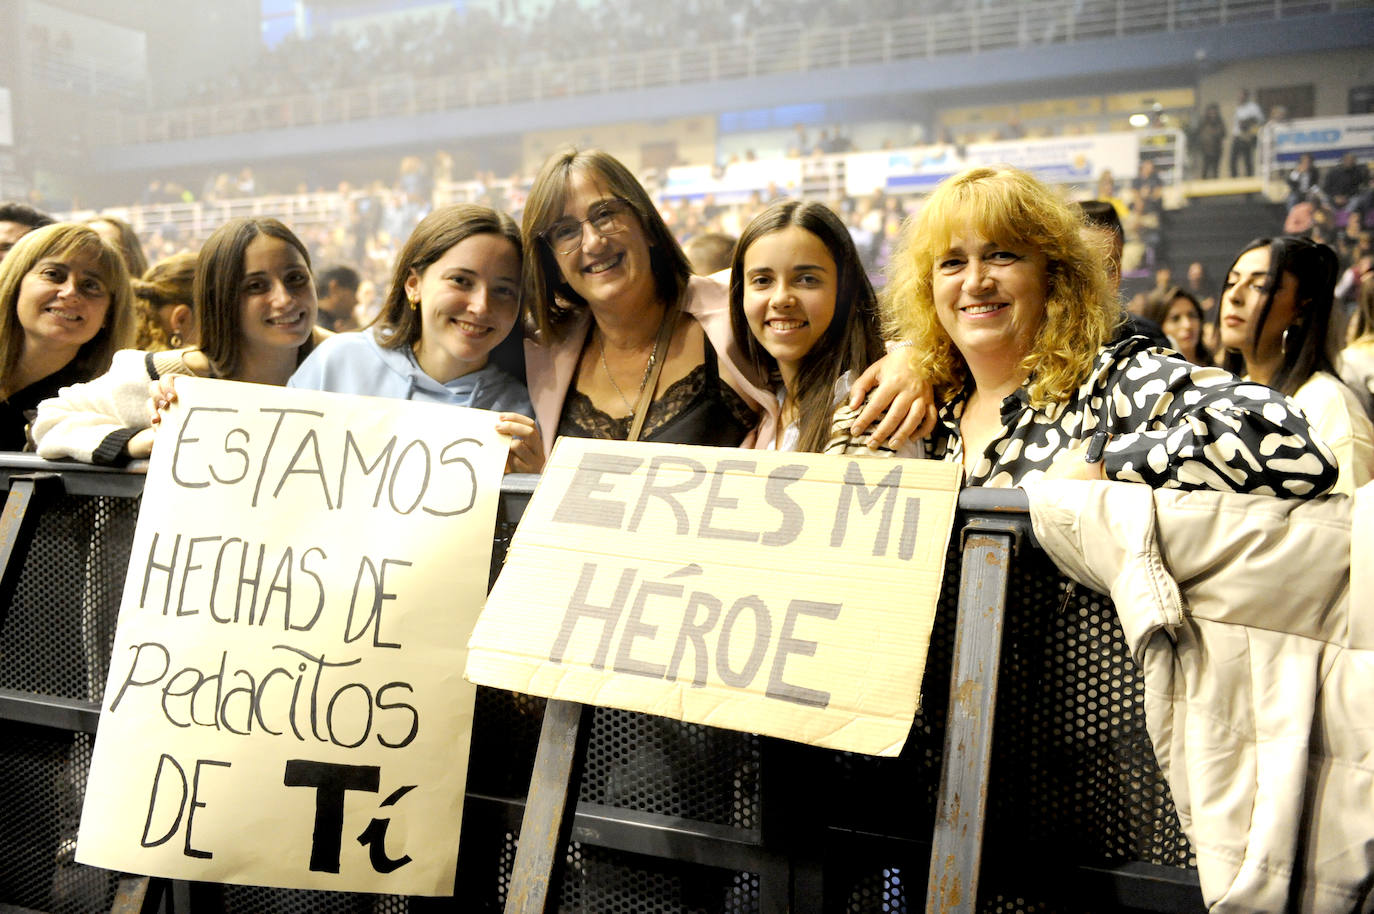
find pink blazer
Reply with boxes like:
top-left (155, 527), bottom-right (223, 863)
top-left (523, 274), bottom-right (778, 456)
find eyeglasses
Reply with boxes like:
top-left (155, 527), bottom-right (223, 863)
top-left (542, 200), bottom-right (631, 255)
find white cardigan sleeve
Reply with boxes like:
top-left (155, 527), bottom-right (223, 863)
top-left (31, 349), bottom-right (160, 464)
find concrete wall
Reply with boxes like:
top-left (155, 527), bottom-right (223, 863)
top-left (520, 115), bottom-right (718, 175)
top-left (1197, 48), bottom-right (1374, 121)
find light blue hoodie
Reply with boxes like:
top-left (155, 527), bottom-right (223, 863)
top-left (288, 330), bottom-right (533, 416)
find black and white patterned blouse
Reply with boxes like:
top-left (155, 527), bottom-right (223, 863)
top-left (928, 336), bottom-right (1338, 496)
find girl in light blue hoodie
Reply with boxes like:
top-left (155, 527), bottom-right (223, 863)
top-left (290, 204), bottom-right (543, 473)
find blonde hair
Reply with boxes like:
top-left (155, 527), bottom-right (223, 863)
top-left (132, 251), bottom-right (197, 350)
top-left (882, 166), bottom-right (1120, 406)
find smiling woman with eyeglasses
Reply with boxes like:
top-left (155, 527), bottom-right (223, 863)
top-left (520, 147), bottom-right (929, 455)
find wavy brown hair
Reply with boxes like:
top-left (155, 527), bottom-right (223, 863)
top-left (1351, 274), bottom-right (1374, 344)
top-left (882, 166), bottom-right (1120, 406)
top-left (521, 147), bottom-right (690, 343)
top-left (0, 222), bottom-right (133, 399)
top-left (132, 251), bottom-right (197, 350)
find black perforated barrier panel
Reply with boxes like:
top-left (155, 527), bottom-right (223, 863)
top-left (1, 725), bottom-right (118, 913)
top-left (0, 493), bottom-right (137, 701)
top-left (2, 473), bottom-right (1196, 913)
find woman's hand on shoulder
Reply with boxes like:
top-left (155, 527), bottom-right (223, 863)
top-left (846, 348), bottom-right (937, 450)
top-left (497, 412), bottom-right (544, 475)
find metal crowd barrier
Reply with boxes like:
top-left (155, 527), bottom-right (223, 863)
top-left (0, 457), bottom-right (1204, 913)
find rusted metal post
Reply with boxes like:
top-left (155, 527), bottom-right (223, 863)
top-left (504, 698), bottom-right (594, 914)
top-left (925, 508), bottom-right (1027, 914)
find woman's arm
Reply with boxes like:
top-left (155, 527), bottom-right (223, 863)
top-left (844, 347), bottom-right (937, 450)
top-left (31, 351), bottom-right (161, 465)
top-left (1097, 351), bottom-right (1339, 496)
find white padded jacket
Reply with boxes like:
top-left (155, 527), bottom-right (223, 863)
top-left (1027, 480), bottom-right (1374, 914)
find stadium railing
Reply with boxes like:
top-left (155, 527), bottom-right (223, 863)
top-left (89, 0), bottom-right (1372, 147)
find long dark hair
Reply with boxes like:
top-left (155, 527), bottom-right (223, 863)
top-left (729, 200), bottom-right (885, 453)
top-left (521, 147), bottom-right (690, 342)
top-left (194, 217), bottom-right (314, 379)
top-left (1219, 235), bottom-right (1340, 397)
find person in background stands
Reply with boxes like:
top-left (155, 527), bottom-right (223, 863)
top-left (1323, 153), bottom-right (1369, 215)
top-left (684, 231), bottom-right (736, 276)
top-left (1195, 103), bottom-right (1226, 180)
top-left (85, 215), bottom-right (149, 279)
top-left (1076, 200), bottom-right (1170, 348)
top-left (314, 263), bottom-right (361, 332)
top-left (0, 202), bottom-right (56, 263)
top-left (1229, 89), bottom-right (1264, 178)
top-left (1286, 153), bottom-right (1324, 209)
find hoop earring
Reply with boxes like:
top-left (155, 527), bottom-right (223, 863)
top-left (169, 332), bottom-right (183, 348)
top-left (1282, 322), bottom-right (1304, 358)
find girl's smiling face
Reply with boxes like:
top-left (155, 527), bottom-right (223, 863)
top-left (237, 234), bottom-right (317, 357)
top-left (406, 232), bottom-right (521, 383)
top-left (741, 225), bottom-right (837, 391)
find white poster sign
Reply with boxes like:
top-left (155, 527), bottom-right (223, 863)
top-left (76, 378), bottom-right (508, 896)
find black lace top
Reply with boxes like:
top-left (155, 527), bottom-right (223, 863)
top-left (557, 340), bottom-right (756, 446)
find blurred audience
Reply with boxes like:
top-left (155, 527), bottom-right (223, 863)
top-left (0, 202), bottom-right (56, 262)
top-left (315, 264), bottom-right (362, 332)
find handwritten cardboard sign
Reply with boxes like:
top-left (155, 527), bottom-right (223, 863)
top-left (76, 377), bottom-right (507, 895)
top-left (466, 438), bottom-right (961, 757)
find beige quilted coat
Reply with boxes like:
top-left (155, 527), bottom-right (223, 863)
top-left (1027, 480), bottom-right (1374, 913)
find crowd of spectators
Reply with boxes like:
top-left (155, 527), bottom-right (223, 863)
top-left (21, 104), bottom-right (1370, 338)
top-left (1282, 153), bottom-right (1374, 311)
top-left (44, 141), bottom-right (1368, 320)
top-left (168, 0), bottom-right (915, 111)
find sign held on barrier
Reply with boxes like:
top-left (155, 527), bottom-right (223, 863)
top-left (466, 438), bottom-right (961, 757)
top-left (77, 378), bottom-right (508, 895)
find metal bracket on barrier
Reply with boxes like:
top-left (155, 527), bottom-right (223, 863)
top-left (958, 512), bottom-right (1033, 556)
top-left (0, 472), bottom-right (67, 626)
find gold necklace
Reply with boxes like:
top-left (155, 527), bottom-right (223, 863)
top-left (599, 332), bottom-right (657, 418)
top-left (597, 309), bottom-right (667, 419)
